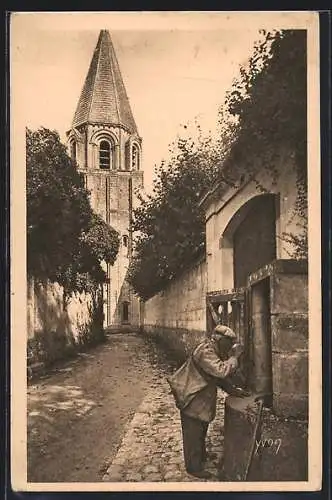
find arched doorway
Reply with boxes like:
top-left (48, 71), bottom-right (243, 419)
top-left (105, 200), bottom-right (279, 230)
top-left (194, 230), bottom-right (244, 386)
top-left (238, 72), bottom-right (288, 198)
top-left (220, 194), bottom-right (278, 290)
top-left (208, 194), bottom-right (277, 394)
top-left (233, 195), bottom-right (277, 288)
top-left (122, 301), bottom-right (129, 324)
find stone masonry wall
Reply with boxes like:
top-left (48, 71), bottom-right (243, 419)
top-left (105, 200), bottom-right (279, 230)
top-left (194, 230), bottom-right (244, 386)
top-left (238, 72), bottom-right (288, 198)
top-left (71, 123), bottom-right (144, 328)
top-left (270, 269), bottom-right (308, 418)
top-left (143, 259), bottom-right (207, 360)
top-left (27, 277), bottom-right (104, 374)
top-left (247, 260), bottom-right (308, 419)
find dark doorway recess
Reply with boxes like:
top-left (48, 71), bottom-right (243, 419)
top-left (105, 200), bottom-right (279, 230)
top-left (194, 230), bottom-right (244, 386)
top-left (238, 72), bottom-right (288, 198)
top-left (122, 301), bottom-right (129, 323)
top-left (233, 195), bottom-right (276, 288)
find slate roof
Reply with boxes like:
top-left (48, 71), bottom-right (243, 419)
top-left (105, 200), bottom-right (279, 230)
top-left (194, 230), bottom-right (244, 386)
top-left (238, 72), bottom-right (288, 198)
top-left (72, 30), bottom-right (138, 134)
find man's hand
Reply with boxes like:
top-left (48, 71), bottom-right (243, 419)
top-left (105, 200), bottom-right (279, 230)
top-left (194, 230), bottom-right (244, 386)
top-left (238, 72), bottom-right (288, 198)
top-left (227, 355), bottom-right (238, 372)
top-left (232, 387), bottom-right (252, 398)
top-left (230, 343), bottom-right (244, 359)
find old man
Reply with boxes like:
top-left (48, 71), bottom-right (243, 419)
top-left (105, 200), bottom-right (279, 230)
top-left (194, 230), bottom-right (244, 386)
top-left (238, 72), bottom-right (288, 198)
top-left (168, 324), bottom-right (248, 479)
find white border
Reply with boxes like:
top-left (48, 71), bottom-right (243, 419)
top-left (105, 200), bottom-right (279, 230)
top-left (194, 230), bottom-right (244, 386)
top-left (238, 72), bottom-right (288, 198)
top-left (10, 10), bottom-right (321, 492)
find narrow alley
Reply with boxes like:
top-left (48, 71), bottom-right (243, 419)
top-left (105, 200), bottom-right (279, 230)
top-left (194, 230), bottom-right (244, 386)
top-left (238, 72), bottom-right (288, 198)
top-left (28, 333), bottom-right (226, 483)
top-left (17, 20), bottom-right (312, 490)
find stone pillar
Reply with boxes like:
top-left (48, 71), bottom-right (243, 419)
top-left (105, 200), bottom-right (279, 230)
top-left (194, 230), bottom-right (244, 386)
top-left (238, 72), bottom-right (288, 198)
top-left (270, 269), bottom-right (308, 418)
top-left (222, 260), bottom-right (309, 481)
top-left (114, 144), bottom-right (120, 171)
top-left (223, 395), bottom-right (308, 481)
top-left (250, 278), bottom-right (273, 399)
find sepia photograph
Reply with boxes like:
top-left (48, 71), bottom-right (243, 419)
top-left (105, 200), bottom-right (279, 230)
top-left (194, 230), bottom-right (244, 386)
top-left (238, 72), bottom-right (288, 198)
top-left (10, 11), bottom-right (321, 492)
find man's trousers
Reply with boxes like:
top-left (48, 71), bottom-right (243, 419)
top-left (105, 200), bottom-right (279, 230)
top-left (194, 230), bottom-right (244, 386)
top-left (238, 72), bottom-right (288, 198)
top-left (180, 412), bottom-right (209, 473)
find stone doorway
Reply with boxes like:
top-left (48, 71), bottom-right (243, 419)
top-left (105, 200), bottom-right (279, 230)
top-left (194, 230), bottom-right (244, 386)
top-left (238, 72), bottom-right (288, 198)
top-left (233, 195), bottom-right (276, 288)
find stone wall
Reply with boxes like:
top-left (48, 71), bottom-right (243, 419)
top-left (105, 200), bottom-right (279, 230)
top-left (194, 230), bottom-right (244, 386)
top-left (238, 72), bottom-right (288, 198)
top-left (27, 277), bottom-right (104, 375)
top-left (223, 395), bottom-right (308, 481)
top-left (69, 121), bottom-right (144, 329)
top-left (269, 266), bottom-right (308, 418)
top-left (142, 259), bottom-right (207, 360)
top-left (245, 259), bottom-right (308, 419)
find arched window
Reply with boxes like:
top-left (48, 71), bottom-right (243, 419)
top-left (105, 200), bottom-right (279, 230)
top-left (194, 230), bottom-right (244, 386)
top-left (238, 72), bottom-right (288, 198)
top-left (132, 144), bottom-right (140, 170)
top-left (123, 235), bottom-right (128, 248)
top-left (70, 141), bottom-right (76, 162)
top-left (99, 140), bottom-right (112, 170)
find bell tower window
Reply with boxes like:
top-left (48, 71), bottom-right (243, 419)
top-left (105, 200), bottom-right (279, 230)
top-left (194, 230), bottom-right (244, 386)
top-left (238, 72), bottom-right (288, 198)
top-left (132, 144), bottom-right (140, 170)
top-left (99, 140), bottom-right (112, 170)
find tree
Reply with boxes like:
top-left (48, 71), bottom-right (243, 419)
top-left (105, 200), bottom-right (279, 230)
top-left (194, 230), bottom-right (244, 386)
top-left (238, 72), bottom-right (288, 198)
top-left (27, 127), bottom-right (120, 294)
top-left (128, 29), bottom-right (307, 300)
top-left (223, 29), bottom-right (307, 258)
top-left (128, 117), bottom-right (237, 300)
top-left (80, 212), bottom-right (120, 267)
top-left (57, 212), bottom-right (120, 297)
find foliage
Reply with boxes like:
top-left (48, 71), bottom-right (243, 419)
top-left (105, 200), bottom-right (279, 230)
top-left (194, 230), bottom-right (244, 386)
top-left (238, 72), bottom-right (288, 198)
top-left (127, 117), bottom-right (237, 300)
top-left (80, 212), bottom-right (120, 268)
top-left (27, 127), bottom-right (119, 295)
top-left (54, 212), bottom-right (120, 297)
top-left (129, 29), bottom-right (307, 300)
top-left (27, 127), bottom-right (91, 278)
top-left (224, 29), bottom-right (307, 257)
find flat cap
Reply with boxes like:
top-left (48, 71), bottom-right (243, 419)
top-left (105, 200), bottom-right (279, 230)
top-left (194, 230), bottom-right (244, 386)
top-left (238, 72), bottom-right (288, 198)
top-left (214, 324), bottom-right (237, 339)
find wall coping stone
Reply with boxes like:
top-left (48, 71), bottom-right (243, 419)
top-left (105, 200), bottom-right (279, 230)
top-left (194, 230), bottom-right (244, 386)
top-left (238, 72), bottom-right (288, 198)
top-left (247, 259), bottom-right (308, 286)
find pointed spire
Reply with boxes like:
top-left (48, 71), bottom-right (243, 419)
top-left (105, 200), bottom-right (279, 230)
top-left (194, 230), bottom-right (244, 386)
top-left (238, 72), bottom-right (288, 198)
top-left (72, 30), bottom-right (138, 134)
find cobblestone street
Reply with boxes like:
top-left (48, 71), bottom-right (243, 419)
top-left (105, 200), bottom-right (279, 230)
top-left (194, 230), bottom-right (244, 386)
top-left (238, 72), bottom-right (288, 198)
top-left (28, 333), bottom-right (226, 483)
top-left (102, 355), bottom-right (225, 483)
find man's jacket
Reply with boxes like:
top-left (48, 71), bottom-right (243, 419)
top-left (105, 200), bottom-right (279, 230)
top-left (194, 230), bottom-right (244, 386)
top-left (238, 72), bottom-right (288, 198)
top-left (179, 339), bottom-right (236, 422)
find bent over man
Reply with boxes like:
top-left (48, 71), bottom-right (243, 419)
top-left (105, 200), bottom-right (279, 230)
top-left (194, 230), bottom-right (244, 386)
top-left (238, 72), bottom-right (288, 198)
top-left (176, 325), bottom-right (246, 479)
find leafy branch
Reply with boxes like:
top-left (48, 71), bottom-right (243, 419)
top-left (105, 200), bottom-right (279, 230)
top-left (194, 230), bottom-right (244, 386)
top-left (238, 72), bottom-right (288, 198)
top-left (27, 127), bottom-right (120, 297)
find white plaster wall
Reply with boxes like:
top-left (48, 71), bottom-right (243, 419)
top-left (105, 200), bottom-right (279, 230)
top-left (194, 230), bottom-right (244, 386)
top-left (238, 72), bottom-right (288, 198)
top-left (27, 278), bottom-right (98, 342)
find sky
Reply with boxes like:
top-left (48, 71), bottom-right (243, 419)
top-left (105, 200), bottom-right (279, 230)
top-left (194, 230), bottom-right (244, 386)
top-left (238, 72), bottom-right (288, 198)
top-left (11, 12), bottom-right (312, 192)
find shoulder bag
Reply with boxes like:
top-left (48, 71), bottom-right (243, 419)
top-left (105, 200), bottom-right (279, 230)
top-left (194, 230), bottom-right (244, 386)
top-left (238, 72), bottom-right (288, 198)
top-left (167, 344), bottom-right (209, 410)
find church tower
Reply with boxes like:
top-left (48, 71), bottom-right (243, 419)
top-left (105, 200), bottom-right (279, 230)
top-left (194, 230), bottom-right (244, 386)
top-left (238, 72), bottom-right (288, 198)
top-left (67, 30), bottom-right (143, 328)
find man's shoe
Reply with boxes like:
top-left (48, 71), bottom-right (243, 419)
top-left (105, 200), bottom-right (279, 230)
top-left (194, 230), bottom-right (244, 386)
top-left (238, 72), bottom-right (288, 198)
top-left (188, 469), bottom-right (212, 480)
